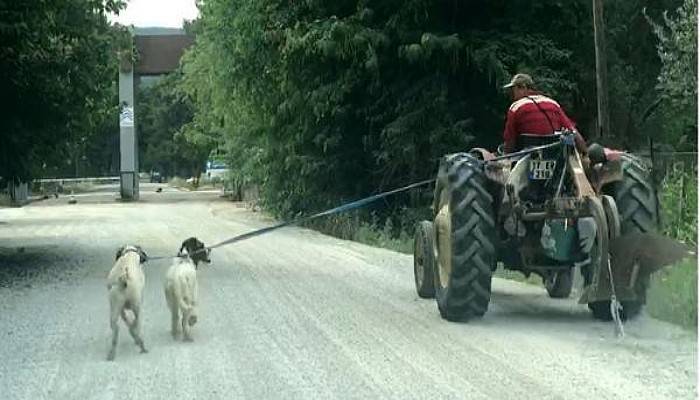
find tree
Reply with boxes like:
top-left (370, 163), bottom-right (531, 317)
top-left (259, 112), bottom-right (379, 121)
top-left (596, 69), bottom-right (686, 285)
top-left (180, 0), bottom-right (691, 219)
top-left (647, 0), bottom-right (697, 149)
top-left (137, 72), bottom-right (213, 180)
top-left (181, 0), bottom-right (587, 217)
top-left (0, 0), bottom-right (127, 183)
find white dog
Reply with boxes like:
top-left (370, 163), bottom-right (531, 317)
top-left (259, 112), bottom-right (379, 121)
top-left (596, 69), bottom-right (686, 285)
top-left (106, 245), bottom-right (148, 361)
top-left (164, 237), bottom-right (210, 341)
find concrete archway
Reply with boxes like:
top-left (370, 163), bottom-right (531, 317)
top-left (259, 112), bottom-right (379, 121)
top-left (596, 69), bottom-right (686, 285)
top-left (118, 34), bottom-right (194, 200)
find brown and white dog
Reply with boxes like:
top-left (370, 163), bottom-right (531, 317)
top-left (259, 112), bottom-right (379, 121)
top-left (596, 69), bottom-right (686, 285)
top-left (164, 237), bottom-right (211, 341)
top-left (106, 245), bottom-right (149, 361)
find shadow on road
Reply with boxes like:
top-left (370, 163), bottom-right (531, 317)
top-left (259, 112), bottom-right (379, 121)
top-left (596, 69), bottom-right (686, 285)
top-left (0, 245), bottom-right (96, 289)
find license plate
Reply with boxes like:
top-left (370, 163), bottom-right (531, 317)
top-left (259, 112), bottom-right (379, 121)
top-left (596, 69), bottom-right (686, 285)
top-left (529, 160), bottom-right (556, 180)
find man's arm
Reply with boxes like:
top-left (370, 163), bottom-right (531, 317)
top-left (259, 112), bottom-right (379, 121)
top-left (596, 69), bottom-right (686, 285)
top-left (574, 130), bottom-right (588, 154)
top-left (503, 110), bottom-right (518, 153)
top-left (559, 109), bottom-right (588, 154)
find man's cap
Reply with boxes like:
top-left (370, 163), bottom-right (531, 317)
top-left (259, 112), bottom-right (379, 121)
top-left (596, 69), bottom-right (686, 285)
top-left (503, 73), bottom-right (534, 89)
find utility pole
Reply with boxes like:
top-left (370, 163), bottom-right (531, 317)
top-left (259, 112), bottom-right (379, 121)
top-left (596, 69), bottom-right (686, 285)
top-left (592, 0), bottom-right (610, 142)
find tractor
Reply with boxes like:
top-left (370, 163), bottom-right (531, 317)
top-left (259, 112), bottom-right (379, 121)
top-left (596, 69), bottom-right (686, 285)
top-left (413, 130), bottom-right (661, 322)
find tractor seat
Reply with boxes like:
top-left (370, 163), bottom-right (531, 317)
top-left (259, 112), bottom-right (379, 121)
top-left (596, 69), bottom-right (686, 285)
top-left (516, 133), bottom-right (560, 150)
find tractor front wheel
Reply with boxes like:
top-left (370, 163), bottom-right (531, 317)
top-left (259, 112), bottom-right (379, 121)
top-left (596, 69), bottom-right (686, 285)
top-left (413, 220), bottom-right (436, 298)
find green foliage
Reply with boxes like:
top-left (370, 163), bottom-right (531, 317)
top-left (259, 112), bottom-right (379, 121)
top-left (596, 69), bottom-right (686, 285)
top-left (601, 1), bottom-right (671, 146)
top-left (660, 169), bottom-right (698, 245)
top-left (646, 0), bottom-right (698, 149)
top-left (646, 165), bottom-right (697, 330)
top-left (182, 0), bottom-right (588, 218)
top-left (180, 0), bottom-right (693, 217)
top-left (0, 0), bottom-right (128, 182)
top-left (137, 73), bottom-right (212, 179)
top-left (648, 259), bottom-right (697, 330)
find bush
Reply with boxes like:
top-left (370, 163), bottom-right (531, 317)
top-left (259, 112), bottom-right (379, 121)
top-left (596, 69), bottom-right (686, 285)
top-left (0, 193), bottom-right (11, 207)
top-left (647, 168), bottom-right (698, 329)
top-left (647, 259), bottom-right (697, 329)
top-left (659, 169), bottom-right (697, 245)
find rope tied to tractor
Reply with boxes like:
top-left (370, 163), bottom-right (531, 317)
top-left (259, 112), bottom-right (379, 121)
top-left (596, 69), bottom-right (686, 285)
top-left (145, 178), bottom-right (436, 261)
top-left (146, 136), bottom-right (574, 262)
top-left (147, 135), bottom-right (572, 262)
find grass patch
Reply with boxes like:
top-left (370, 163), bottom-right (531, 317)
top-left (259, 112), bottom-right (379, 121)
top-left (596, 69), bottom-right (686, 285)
top-left (305, 211), bottom-right (416, 255)
top-left (354, 220), bottom-right (413, 254)
top-left (659, 170), bottom-right (697, 245)
top-left (651, 170), bottom-right (698, 330)
top-left (0, 193), bottom-right (11, 207)
top-left (647, 259), bottom-right (698, 330)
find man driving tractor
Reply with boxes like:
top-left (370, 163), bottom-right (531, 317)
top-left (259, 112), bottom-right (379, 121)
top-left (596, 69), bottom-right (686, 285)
top-left (502, 73), bottom-right (588, 154)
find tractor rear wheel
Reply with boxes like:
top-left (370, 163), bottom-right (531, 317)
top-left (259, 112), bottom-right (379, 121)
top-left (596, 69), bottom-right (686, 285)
top-left (432, 153), bottom-right (496, 321)
top-left (589, 155), bottom-right (659, 321)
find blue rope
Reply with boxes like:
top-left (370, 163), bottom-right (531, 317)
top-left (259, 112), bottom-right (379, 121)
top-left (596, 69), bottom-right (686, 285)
top-left (208, 178), bottom-right (436, 249)
top-left (146, 178), bottom-right (435, 260)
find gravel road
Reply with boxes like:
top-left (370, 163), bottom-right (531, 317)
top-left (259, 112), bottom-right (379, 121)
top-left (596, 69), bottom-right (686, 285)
top-left (0, 184), bottom-right (696, 400)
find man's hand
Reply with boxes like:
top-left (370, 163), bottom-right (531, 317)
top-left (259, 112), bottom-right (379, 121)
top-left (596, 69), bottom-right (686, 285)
top-left (574, 131), bottom-right (588, 155)
top-left (503, 140), bottom-right (515, 154)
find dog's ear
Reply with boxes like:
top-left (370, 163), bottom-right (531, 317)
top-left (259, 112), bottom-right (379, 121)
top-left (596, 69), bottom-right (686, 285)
top-left (136, 246), bottom-right (148, 263)
top-left (195, 244), bottom-right (211, 266)
top-left (115, 246), bottom-right (125, 261)
top-left (180, 237), bottom-right (195, 255)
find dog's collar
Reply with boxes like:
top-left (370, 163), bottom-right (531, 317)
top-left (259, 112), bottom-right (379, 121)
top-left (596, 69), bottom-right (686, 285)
top-left (121, 247), bottom-right (146, 262)
top-left (122, 248), bottom-right (141, 256)
top-left (176, 252), bottom-right (206, 270)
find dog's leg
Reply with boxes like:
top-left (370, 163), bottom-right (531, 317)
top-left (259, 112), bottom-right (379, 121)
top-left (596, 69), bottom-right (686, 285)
top-left (182, 306), bottom-right (193, 342)
top-left (187, 306), bottom-right (198, 327)
top-left (170, 306), bottom-right (180, 340)
top-left (107, 303), bottom-right (120, 361)
top-left (165, 285), bottom-right (180, 339)
top-left (120, 309), bottom-right (133, 328)
top-left (181, 276), bottom-right (197, 342)
top-left (128, 305), bottom-right (148, 354)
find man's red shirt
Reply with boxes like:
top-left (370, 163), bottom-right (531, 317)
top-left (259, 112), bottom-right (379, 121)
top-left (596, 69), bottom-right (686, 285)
top-left (503, 93), bottom-right (577, 151)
